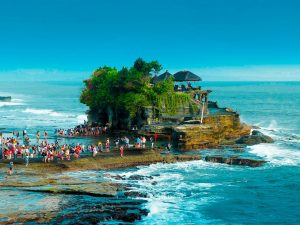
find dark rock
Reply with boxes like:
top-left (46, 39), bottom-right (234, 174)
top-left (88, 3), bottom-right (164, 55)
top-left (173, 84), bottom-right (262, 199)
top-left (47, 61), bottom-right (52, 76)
top-left (124, 191), bottom-right (148, 198)
top-left (52, 198), bottom-right (149, 224)
top-left (205, 156), bottom-right (267, 167)
top-left (0, 96), bottom-right (11, 102)
top-left (231, 148), bottom-right (245, 153)
top-left (236, 130), bottom-right (273, 145)
top-left (151, 181), bottom-right (158, 185)
top-left (128, 175), bottom-right (153, 180)
top-left (111, 175), bottom-right (126, 180)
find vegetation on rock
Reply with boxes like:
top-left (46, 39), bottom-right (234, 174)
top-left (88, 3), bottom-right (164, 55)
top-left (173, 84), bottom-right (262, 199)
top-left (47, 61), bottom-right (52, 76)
top-left (80, 58), bottom-right (195, 128)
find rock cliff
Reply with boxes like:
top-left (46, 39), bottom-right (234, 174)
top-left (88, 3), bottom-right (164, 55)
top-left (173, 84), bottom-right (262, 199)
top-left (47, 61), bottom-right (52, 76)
top-left (172, 113), bottom-right (251, 150)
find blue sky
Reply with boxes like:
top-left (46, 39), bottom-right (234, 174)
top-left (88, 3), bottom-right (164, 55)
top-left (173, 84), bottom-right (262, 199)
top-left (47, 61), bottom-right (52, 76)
top-left (0, 0), bottom-right (300, 80)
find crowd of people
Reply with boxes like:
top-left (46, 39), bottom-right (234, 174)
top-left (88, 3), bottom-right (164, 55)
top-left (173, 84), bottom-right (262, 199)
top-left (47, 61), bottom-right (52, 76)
top-left (55, 124), bottom-right (110, 137)
top-left (0, 128), bottom-right (172, 175)
top-left (0, 136), bottom-right (85, 163)
top-left (1, 131), bottom-right (164, 160)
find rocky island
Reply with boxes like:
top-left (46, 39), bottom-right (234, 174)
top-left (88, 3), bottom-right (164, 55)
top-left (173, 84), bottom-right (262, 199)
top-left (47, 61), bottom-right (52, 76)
top-left (81, 58), bottom-right (272, 153)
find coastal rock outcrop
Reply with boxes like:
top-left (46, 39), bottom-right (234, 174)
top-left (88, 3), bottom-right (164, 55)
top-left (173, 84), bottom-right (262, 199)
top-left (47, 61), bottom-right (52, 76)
top-left (172, 114), bottom-right (251, 150)
top-left (236, 130), bottom-right (274, 145)
top-left (204, 156), bottom-right (267, 167)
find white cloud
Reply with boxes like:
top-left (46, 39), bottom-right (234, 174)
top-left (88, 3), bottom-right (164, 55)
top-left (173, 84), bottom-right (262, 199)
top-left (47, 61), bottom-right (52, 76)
top-left (170, 65), bottom-right (300, 81)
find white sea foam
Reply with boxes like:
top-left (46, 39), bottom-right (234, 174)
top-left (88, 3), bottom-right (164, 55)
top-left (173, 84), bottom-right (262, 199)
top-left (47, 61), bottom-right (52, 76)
top-left (267, 119), bottom-right (279, 131)
top-left (22, 108), bottom-right (67, 117)
top-left (112, 160), bottom-right (224, 181)
top-left (258, 122), bottom-right (300, 146)
top-left (106, 159), bottom-right (224, 224)
top-left (248, 143), bottom-right (300, 166)
top-left (0, 102), bottom-right (24, 107)
top-left (0, 98), bottom-right (25, 108)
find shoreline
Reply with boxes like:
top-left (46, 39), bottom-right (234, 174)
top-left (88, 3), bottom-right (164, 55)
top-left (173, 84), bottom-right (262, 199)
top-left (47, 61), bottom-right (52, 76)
top-left (0, 147), bottom-right (267, 177)
top-left (0, 149), bottom-right (201, 174)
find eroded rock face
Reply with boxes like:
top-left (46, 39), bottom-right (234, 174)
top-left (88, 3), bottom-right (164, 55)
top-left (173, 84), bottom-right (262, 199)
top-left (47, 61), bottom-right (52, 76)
top-left (172, 114), bottom-right (251, 150)
top-left (236, 130), bottom-right (274, 145)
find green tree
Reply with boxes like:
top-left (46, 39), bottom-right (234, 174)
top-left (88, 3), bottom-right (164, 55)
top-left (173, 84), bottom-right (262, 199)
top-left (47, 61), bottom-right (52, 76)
top-left (80, 58), bottom-right (194, 129)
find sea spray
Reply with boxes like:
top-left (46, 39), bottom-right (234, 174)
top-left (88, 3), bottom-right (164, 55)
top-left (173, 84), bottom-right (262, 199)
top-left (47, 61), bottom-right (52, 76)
top-left (248, 143), bottom-right (300, 166)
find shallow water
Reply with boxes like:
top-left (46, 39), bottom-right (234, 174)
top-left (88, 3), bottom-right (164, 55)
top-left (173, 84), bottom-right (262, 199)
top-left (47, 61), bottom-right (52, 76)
top-left (0, 79), bottom-right (299, 224)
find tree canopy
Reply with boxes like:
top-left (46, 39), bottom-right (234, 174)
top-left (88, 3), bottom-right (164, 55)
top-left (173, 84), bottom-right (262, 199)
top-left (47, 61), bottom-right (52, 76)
top-left (80, 58), bottom-right (193, 126)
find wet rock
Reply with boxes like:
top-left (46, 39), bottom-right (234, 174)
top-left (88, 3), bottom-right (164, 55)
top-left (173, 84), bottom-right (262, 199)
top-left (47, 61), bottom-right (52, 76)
top-left (124, 191), bottom-right (148, 198)
top-left (151, 181), bottom-right (158, 185)
top-left (53, 198), bottom-right (149, 224)
top-left (205, 156), bottom-right (267, 167)
top-left (127, 175), bottom-right (153, 180)
top-left (25, 182), bottom-right (118, 197)
top-left (110, 175), bottom-right (126, 180)
top-left (231, 148), bottom-right (245, 153)
top-left (236, 130), bottom-right (274, 145)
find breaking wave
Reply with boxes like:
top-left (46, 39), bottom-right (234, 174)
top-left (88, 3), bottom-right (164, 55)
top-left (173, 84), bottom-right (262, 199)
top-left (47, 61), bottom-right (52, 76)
top-left (22, 108), bottom-right (68, 117)
top-left (248, 143), bottom-right (300, 166)
top-left (0, 99), bottom-right (25, 108)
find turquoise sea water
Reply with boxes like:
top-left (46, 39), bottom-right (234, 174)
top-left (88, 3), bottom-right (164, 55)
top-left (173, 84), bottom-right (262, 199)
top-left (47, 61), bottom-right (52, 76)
top-left (0, 79), bottom-right (299, 224)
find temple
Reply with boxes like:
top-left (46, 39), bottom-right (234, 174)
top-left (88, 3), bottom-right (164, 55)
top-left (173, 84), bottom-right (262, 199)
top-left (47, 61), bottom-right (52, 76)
top-left (148, 70), bottom-right (212, 124)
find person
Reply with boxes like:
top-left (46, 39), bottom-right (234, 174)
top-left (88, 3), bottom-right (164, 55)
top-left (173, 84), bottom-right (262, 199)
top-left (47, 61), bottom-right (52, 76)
top-left (25, 148), bottom-right (29, 167)
top-left (141, 136), bottom-right (146, 148)
top-left (120, 145), bottom-right (124, 157)
top-left (23, 129), bottom-right (27, 138)
top-left (92, 145), bottom-right (98, 157)
top-left (166, 143), bottom-right (172, 153)
top-left (41, 149), bottom-right (47, 163)
top-left (44, 130), bottom-right (48, 141)
top-left (36, 131), bottom-right (40, 144)
top-left (136, 137), bottom-right (141, 148)
top-left (65, 147), bottom-right (70, 160)
top-left (57, 151), bottom-right (61, 160)
top-left (11, 144), bottom-right (16, 159)
top-left (150, 137), bottom-right (154, 149)
top-left (98, 142), bottom-right (103, 152)
top-left (8, 161), bottom-right (13, 175)
top-left (75, 144), bottom-right (81, 158)
top-left (124, 136), bottom-right (130, 148)
top-left (24, 136), bottom-right (30, 146)
top-left (115, 138), bottom-right (120, 148)
top-left (105, 138), bottom-right (110, 152)
top-left (154, 133), bottom-right (158, 144)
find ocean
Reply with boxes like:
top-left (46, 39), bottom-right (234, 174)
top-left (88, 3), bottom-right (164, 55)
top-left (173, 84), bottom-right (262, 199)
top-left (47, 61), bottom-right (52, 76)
top-left (0, 79), bottom-right (299, 224)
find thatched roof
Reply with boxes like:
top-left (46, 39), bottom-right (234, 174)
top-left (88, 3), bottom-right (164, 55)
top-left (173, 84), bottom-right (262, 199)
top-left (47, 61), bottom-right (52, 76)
top-left (173, 70), bottom-right (202, 82)
top-left (150, 75), bottom-right (159, 84)
top-left (151, 70), bottom-right (173, 83)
